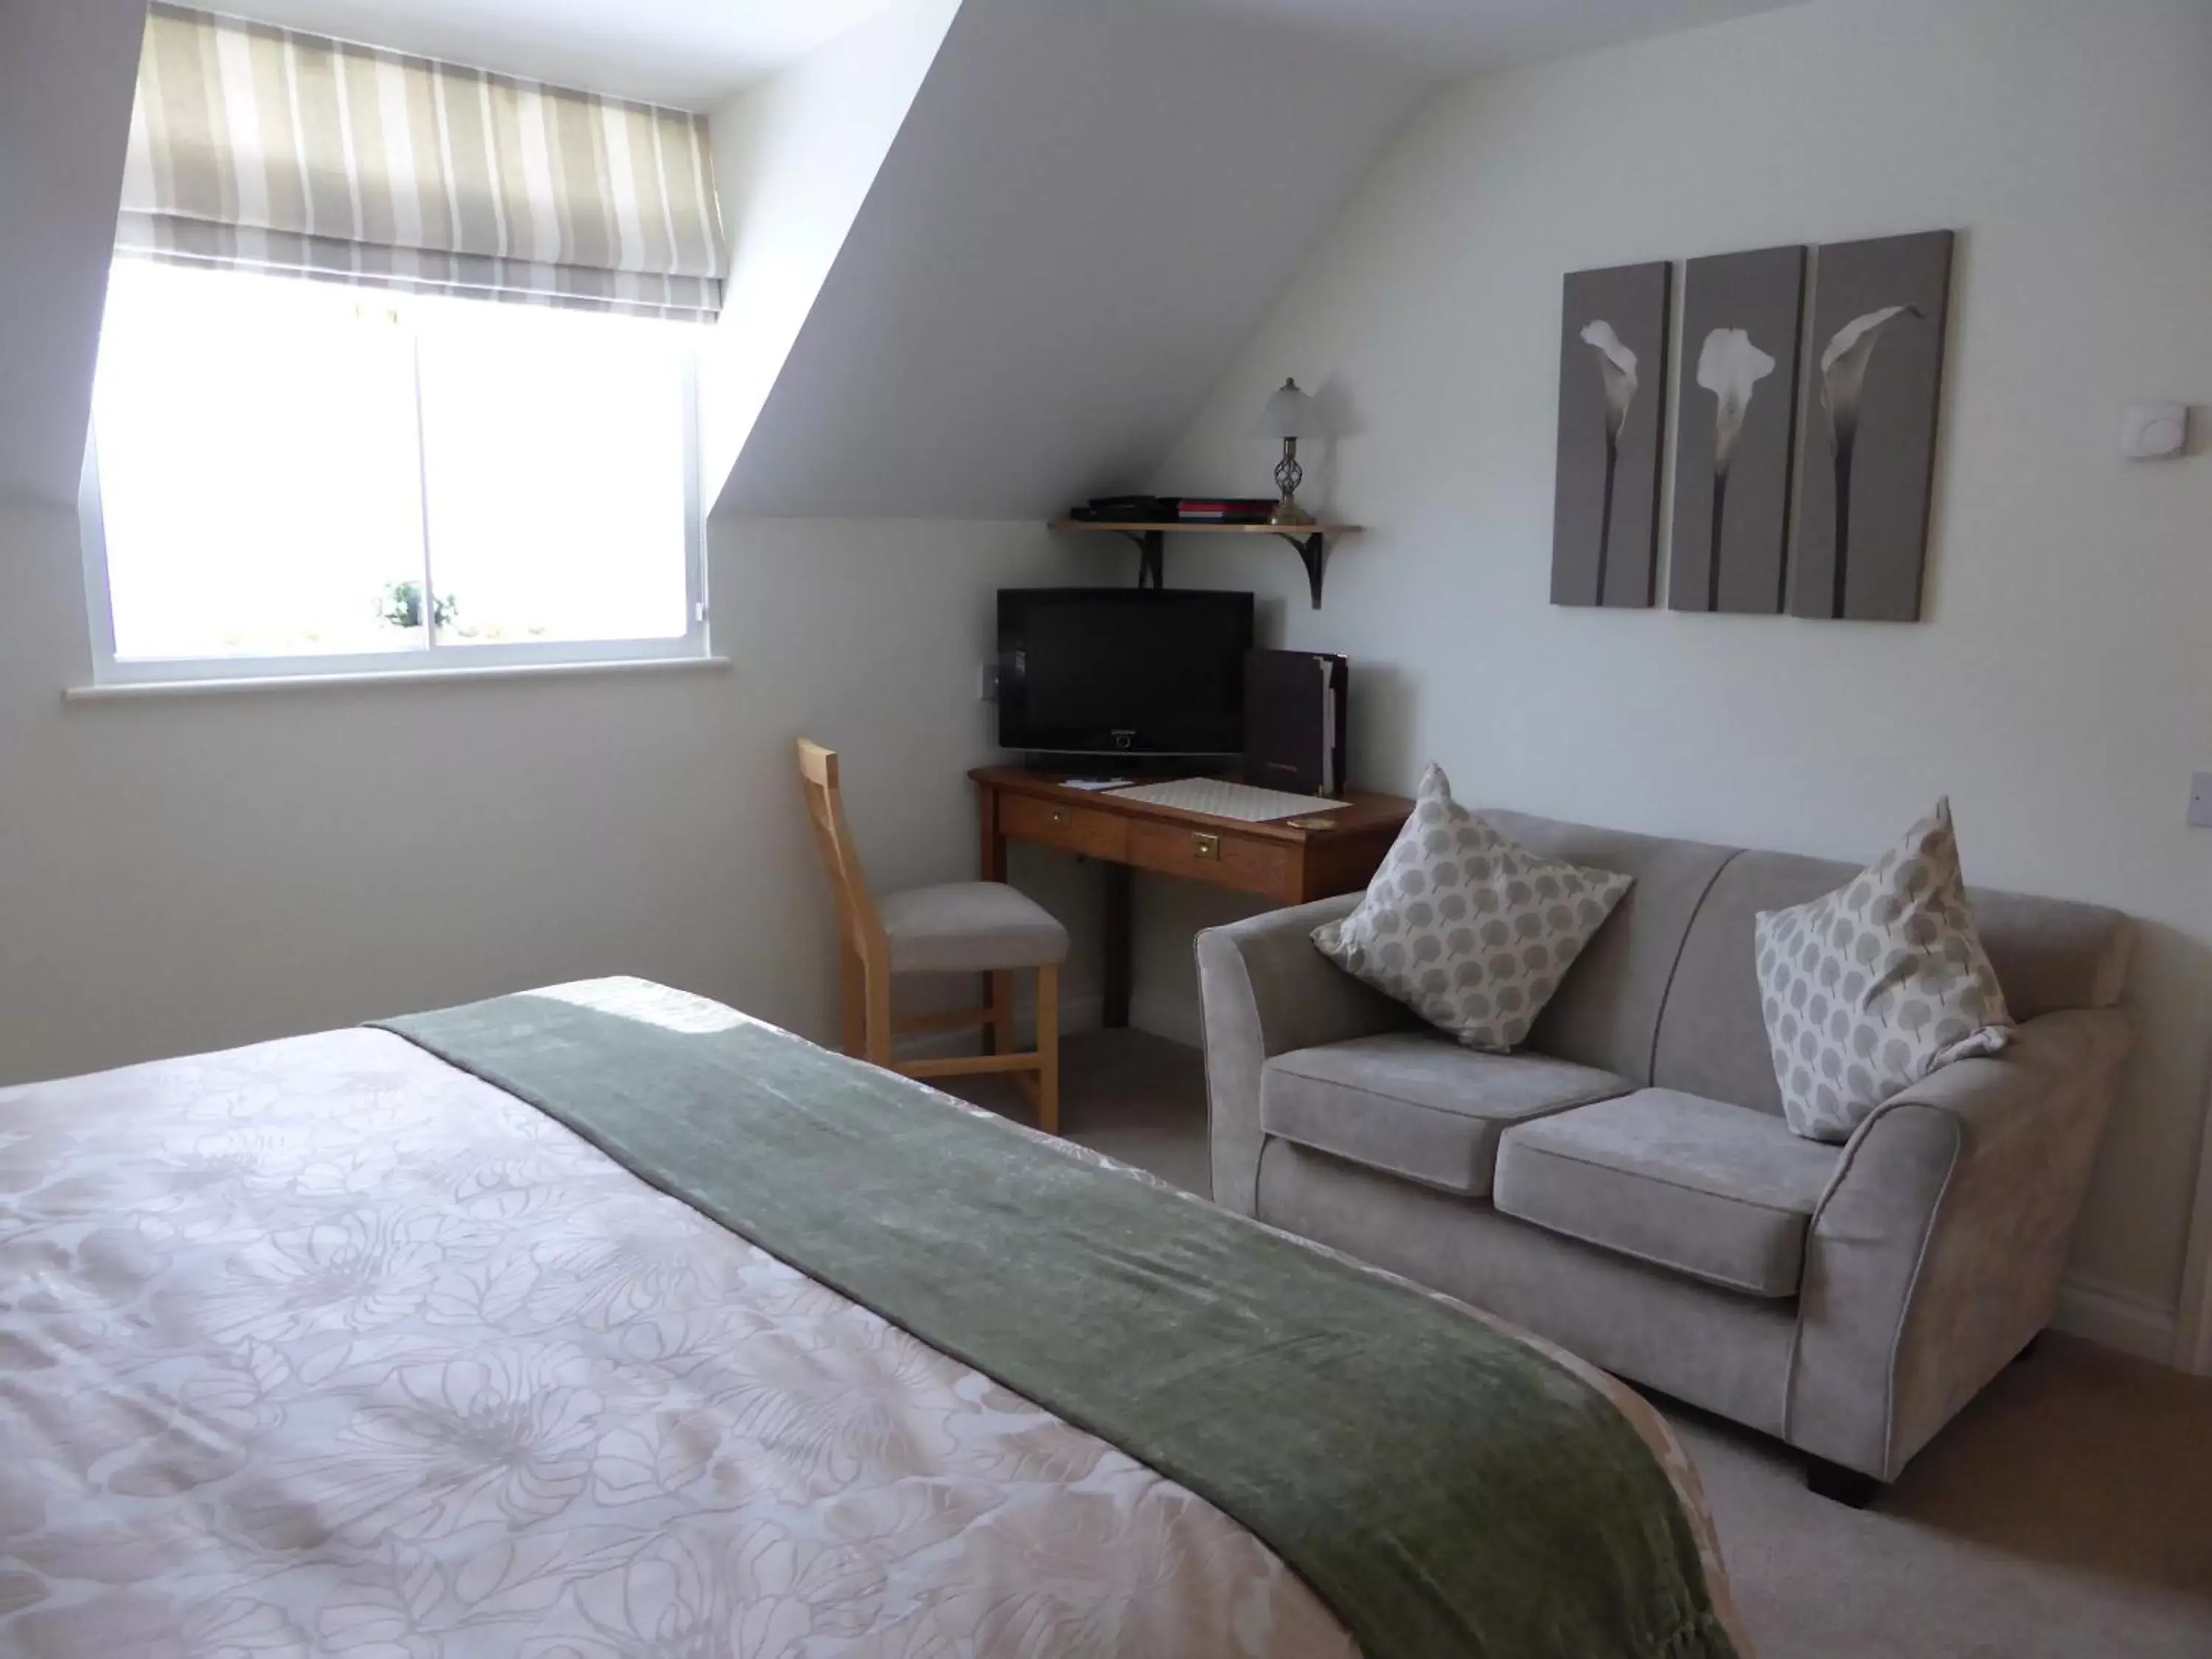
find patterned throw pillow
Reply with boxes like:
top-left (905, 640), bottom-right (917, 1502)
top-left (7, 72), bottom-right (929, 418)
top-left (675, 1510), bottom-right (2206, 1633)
top-left (1755, 799), bottom-right (2015, 1142)
top-left (1312, 764), bottom-right (1633, 1051)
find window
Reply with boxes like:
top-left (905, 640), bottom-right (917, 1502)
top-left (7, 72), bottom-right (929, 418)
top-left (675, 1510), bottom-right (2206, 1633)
top-left (83, 260), bottom-right (709, 684)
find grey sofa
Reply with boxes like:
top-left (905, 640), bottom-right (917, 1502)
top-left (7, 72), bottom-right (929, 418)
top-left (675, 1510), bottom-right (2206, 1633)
top-left (1197, 810), bottom-right (2133, 1497)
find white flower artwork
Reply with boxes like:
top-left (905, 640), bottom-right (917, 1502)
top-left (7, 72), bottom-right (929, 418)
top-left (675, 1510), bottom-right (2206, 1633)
top-left (1667, 244), bottom-right (1804, 616)
top-left (1788, 229), bottom-right (1953, 622)
top-left (1694, 326), bottom-right (1778, 611)
top-left (1551, 261), bottom-right (1669, 611)
top-left (1817, 303), bottom-right (1923, 616)
top-left (1578, 319), bottom-right (1640, 605)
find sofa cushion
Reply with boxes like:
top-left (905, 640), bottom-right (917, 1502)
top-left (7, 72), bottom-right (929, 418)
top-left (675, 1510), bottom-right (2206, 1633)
top-left (1653, 846), bottom-right (2131, 1119)
top-left (1493, 1090), bottom-right (1840, 1296)
top-left (1755, 799), bottom-right (2015, 1141)
top-left (1312, 764), bottom-right (1632, 1052)
top-left (1262, 1034), bottom-right (1632, 1197)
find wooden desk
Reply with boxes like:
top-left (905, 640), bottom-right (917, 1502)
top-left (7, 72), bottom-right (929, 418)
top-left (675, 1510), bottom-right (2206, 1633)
top-left (970, 766), bottom-right (1412, 1028)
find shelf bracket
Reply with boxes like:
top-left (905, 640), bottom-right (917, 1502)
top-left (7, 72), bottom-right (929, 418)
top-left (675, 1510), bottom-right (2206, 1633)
top-left (1108, 528), bottom-right (1166, 590)
top-left (1273, 531), bottom-right (1327, 609)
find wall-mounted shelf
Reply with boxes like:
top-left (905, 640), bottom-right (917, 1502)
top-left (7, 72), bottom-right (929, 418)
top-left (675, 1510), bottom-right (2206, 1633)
top-left (1047, 519), bottom-right (1364, 609)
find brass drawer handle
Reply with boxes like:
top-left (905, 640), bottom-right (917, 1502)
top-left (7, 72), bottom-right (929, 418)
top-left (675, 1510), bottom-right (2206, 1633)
top-left (1192, 832), bottom-right (1222, 861)
top-left (1049, 809), bottom-right (1071, 828)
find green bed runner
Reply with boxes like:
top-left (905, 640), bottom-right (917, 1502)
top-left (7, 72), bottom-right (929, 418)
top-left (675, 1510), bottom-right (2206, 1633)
top-left (379, 992), bottom-right (1736, 1659)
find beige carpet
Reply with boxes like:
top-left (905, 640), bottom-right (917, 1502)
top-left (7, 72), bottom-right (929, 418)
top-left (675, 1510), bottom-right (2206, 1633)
top-left (953, 1029), bottom-right (2212, 1659)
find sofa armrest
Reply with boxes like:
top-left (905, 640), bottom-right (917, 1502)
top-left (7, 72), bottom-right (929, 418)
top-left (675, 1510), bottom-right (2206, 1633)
top-left (1196, 895), bottom-right (1416, 1214)
top-left (1786, 1007), bottom-right (2132, 1478)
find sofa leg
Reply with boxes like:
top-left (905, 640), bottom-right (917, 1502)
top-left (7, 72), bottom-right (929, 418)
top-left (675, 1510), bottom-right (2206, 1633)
top-left (1804, 1457), bottom-right (1884, 1509)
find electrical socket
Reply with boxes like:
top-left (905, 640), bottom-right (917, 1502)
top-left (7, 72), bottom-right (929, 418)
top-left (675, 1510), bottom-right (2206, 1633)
top-left (978, 661), bottom-right (1000, 703)
top-left (2190, 773), bottom-right (2212, 830)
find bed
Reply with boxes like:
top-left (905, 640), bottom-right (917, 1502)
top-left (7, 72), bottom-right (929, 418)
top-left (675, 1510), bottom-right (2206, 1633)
top-left (0, 978), bottom-right (1748, 1658)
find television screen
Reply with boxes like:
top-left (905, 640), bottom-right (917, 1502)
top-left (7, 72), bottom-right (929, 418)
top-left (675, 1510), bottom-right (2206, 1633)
top-left (998, 588), bottom-right (1254, 759)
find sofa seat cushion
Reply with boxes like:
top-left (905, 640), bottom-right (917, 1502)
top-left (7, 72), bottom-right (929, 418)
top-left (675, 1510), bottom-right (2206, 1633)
top-left (1493, 1090), bottom-right (1840, 1297)
top-left (1261, 1034), bottom-right (1633, 1197)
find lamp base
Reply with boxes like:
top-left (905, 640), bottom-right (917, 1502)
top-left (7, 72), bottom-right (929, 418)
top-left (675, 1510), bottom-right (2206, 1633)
top-left (1271, 498), bottom-right (1315, 527)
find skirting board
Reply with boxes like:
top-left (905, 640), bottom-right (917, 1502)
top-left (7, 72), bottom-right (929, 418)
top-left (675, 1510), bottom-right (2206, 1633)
top-left (2050, 1276), bottom-right (2181, 1366)
top-left (1129, 992), bottom-right (1205, 1051)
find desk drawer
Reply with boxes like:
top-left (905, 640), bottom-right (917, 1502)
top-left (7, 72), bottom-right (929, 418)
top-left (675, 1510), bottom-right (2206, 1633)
top-left (1003, 793), bottom-right (1128, 860)
top-left (1126, 819), bottom-right (1295, 898)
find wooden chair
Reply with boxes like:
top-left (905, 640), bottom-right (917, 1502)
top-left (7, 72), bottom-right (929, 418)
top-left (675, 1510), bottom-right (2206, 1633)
top-left (797, 739), bottom-right (1067, 1134)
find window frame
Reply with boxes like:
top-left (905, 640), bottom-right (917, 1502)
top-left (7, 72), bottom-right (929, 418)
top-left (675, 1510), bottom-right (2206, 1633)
top-left (78, 274), bottom-right (712, 689)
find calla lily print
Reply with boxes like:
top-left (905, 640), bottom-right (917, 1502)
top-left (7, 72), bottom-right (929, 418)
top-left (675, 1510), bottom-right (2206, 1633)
top-left (1666, 244), bottom-right (1804, 615)
top-left (1551, 260), bottom-right (1669, 611)
top-left (1579, 319), bottom-right (1640, 604)
top-left (1818, 303), bottom-right (1922, 615)
top-left (1694, 327), bottom-right (1778, 611)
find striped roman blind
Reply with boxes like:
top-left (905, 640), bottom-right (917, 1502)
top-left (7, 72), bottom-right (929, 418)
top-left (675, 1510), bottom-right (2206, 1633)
top-left (116, 4), bottom-right (727, 321)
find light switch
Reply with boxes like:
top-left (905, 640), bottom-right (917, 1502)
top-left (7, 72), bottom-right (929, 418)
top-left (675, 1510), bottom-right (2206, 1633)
top-left (2123, 403), bottom-right (2189, 461)
top-left (2189, 773), bottom-right (2212, 830)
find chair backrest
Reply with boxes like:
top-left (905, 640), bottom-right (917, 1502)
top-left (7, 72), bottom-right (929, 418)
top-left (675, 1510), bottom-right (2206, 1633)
top-left (796, 738), bottom-right (886, 961)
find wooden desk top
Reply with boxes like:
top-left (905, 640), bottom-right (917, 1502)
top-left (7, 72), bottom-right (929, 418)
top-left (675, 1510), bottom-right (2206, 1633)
top-left (970, 766), bottom-right (1413, 845)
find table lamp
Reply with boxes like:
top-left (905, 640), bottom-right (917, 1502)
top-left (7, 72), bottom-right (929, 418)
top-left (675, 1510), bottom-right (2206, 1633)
top-left (1259, 377), bottom-right (1318, 526)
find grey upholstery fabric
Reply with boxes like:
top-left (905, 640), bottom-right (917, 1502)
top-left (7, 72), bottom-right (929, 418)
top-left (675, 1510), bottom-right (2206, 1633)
top-left (1197, 895), bottom-right (1416, 1215)
top-left (1481, 813), bottom-right (1736, 1085)
top-left (880, 882), bottom-right (1070, 973)
top-left (1789, 1007), bottom-right (2133, 1478)
top-left (1655, 849), bottom-right (2132, 1115)
top-left (1496, 1091), bottom-right (1840, 1297)
top-left (1262, 1034), bottom-right (1632, 1197)
top-left (1256, 1139), bottom-right (1802, 1437)
top-left (1199, 806), bottom-right (2138, 1481)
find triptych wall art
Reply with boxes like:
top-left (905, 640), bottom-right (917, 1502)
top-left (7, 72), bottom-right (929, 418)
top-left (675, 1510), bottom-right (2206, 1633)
top-left (1550, 230), bottom-right (1954, 622)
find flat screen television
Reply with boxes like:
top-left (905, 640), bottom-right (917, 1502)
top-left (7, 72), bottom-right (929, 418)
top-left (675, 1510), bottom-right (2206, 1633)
top-left (998, 588), bottom-right (1254, 761)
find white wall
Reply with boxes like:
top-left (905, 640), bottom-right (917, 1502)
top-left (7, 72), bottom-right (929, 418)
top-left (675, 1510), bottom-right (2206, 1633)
top-left (0, 511), bottom-right (1106, 1086)
top-left (0, 0), bottom-right (1113, 1089)
top-left (0, 0), bottom-right (144, 507)
top-left (716, 0), bottom-right (1430, 519)
top-left (1147, 0), bottom-right (2212, 1350)
top-left (699, 0), bottom-right (964, 505)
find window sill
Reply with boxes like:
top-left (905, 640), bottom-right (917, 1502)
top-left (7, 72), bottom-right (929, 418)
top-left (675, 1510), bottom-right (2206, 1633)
top-left (65, 654), bottom-right (732, 703)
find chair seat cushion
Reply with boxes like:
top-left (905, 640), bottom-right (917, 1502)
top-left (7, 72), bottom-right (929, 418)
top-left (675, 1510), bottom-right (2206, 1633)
top-left (1493, 1091), bottom-right (1840, 1297)
top-left (1262, 1033), bottom-right (1633, 1197)
top-left (880, 882), bottom-right (1070, 973)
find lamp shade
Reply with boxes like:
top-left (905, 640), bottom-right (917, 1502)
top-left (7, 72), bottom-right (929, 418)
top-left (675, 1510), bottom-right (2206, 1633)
top-left (1258, 377), bottom-right (1318, 440)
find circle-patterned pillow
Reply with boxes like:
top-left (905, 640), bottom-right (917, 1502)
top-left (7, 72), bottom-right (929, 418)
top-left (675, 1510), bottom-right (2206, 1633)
top-left (1754, 798), bottom-right (2014, 1142)
top-left (1312, 763), bottom-right (1632, 1052)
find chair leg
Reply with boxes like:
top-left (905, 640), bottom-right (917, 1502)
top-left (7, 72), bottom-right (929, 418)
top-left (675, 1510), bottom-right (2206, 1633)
top-left (990, 971), bottom-right (1015, 1054)
top-left (863, 961), bottom-right (893, 1069)
top-left (840, 943), bottom-right (866, 1057)
top-left (1034, 962), bottom-right (1060, 1137)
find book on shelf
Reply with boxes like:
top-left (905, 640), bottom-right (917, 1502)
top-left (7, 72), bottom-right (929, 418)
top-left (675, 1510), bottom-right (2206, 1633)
top-left (1175, 498), bottom-right (1278, 524)
top-left (1064, 495), bottom-right (1280, 526)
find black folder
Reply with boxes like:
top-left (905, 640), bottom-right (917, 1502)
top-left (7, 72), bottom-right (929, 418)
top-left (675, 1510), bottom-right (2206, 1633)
top-left (1243, 650), bottom-right (1348, 798)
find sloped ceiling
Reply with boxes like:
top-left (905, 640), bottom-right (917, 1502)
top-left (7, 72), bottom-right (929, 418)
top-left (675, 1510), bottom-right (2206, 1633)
top-left (712, 0), bottom-right (1803, 521)
top-left (0, 0), bottom-right (146, 508)
top-left (712, 0), bottom-right (1431, 520)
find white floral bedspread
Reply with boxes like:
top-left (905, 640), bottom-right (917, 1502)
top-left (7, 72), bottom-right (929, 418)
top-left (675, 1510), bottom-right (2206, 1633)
top-left (0, 986), bottom-right (1741, 1657)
